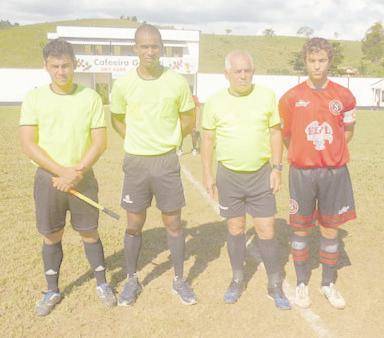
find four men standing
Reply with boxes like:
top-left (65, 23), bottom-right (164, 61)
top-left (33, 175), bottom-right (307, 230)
top-left (20, 27), bottom-right (356, 316)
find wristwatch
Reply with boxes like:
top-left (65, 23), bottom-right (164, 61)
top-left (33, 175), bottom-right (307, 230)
top-left (272, 163), bottom-right (283, 172)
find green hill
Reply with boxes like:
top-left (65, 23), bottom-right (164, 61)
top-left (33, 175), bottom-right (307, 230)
top-left (0, 18), bottom-right (380, 76)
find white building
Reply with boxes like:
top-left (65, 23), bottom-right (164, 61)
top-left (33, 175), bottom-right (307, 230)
top-left (47, 26), bottom-right (200, 99)
top-left (0, 26), bottom-right (382, 107)
top-left (370, 78), bottom-right (384, 108)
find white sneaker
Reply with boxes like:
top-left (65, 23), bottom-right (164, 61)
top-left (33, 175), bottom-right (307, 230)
top-left (295, 283), bottom-right (311, 308)
top-left (320, 283), bottom-right (346, 309)
top-left (176, 149), bottom-right (183, 157)
top-left (191, 149), bottom-right (198, 156)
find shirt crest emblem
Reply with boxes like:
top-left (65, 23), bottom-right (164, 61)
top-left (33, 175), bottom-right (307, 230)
top-left (329, 100), bottom-right (343, 116)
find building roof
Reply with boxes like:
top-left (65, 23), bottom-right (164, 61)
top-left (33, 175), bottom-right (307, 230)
top-left (48, 26), bottom-right (200, 42)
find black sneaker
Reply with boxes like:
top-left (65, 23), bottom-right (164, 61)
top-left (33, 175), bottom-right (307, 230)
top-left (224, 279), bottom-right (245, 304)
top-left (118, 275), bottom-right (142, 306)
top-left (35, 291), bottom-right (62, 316)
top-left (267, 284), bottom-right (291, 310)
top-left (172, 278), bottom-right (197, 305)
top-left (96, 283), bottom-right (117, 307)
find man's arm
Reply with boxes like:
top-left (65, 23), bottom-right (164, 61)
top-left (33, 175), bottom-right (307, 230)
top-left (269, 124), bottom-right (283, 194)
top-left (282, 137), bottom-right (290, 149)
top-left (194, 104), bottom-right (201, 128)
top-left (19, 125), bottom-right (83, 191)
top-left (111, 113), bottom-right (126, 139)
top-left (278, 95), bottom-right (291, 149)
top-left (201, 129), bottom-right (216, 198)
top-left (52, 127), bottom-right (107, 190)
top-left (344, 124), bottom-right (354, 143)
top-left (75, 127), bottom-right (107, 172)
top-left (180, 109), bottom-right (195, 138)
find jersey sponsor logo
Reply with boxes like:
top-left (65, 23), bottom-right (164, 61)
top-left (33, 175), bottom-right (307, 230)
top-left (122, 194), bottom-right (133, 204)
top-left (289, 199), bottom-right (299, 214)
top-left (305, 121), bottom-right (333, 150)
top-left (338, 205), bottom-right (350, 215)
top-left (295, 100), bottom-right (310, 107)
top-left (329, 99), bottom-right (343, 116)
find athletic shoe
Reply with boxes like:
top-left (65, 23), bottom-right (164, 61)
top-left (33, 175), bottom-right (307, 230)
top-left (320, 283), bottom-right (346, 309)
top-left (295, 283), bottom-right (311, 308)
top-left (224, 279), bottom-right (245, 304)
top-left (192, 149), bottom-right (198, 156)
top-left (35, 291), bottom-right (62, 316)
top-left (96, 283), bottom-right (117, 307)
top-left (268, 285), bottom-right (291, 310)
top-left (176, 149), bottom-right (183, 156)
top-left (172, 277), bottom-right (197, 305)
top-left (118, 275), bottom-right (142, 306)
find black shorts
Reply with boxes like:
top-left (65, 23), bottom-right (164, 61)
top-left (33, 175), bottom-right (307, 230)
top-left (34, 168), bottom-right (99, 235)
top-left (121, 151), bottom-right (185, 213)
top-left (216, 162), bottom-right (276, 219)
top-left (289, 165), bottom-right (356, 229)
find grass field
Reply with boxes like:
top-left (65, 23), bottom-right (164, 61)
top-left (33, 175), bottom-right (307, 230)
top-left (1, 106), bottom-right (384, 337)
top-left (0, 18), bottom-right (373, 75)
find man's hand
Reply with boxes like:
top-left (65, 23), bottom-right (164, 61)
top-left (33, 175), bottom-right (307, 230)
top-left (52, 167), bottom-right (83, 192)
top-left (270, 170), bottom-right (281, 194)
top-left (203, 173), bottom-right (217, 199)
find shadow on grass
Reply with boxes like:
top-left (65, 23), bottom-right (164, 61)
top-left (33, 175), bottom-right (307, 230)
top-left (243, 218), bottom-right (291, 288)
top-left (61, 217), bottom-right (351, 296)
top-left (245, 218), bottom-right (351, 286)
top-left (62, 219), bottom-right (227, 296)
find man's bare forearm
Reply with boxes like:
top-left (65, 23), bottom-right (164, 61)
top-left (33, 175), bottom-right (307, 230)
top-left (111, 113), bottom-right (126, 139)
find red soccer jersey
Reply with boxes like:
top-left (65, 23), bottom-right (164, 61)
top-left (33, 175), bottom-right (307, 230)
top-left (279, 80), bottom-right (356, 168)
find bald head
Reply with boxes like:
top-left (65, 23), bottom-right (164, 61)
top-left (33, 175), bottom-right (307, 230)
top-left (135, 24), bottom-right (163, 44)
top-left (224, 50), bottom-right (254, 72)
top-left (224, 50), bottom-right (255, 96)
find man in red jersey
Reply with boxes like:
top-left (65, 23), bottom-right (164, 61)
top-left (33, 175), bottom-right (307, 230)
top-left (279, 37), bottom-right (356, 309)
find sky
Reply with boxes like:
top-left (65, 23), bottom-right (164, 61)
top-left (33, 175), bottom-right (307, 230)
top-left (2, 0), bottom-right (383, 41)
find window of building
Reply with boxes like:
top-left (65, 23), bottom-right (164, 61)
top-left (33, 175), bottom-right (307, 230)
top-left (92, 45), bottom-right (103, 55)
top-left (119, 45), bottom-right (134, 56)
top-left (112, 45), bottom-right (121, 56)
top-left (102, 44), bottom-right (111, 55)
top-left (83, 45), bottom-right (92, 55)
top-left (72, 44), bottom-right (84, 54)
top-left (164, 46), bottom-right (184, 57)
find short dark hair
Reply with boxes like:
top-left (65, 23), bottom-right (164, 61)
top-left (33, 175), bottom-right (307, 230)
top-left (43, 38), bottom-right (75, 60)
top-left (302, 37), bottom-right (333, 63)
top-left (134, 24), bottom-right (162, 44)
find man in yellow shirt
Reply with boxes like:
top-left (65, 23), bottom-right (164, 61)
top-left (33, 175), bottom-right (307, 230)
top-left (19, 39), bottom-right (116, 316)
top-left (110, 24), bottom-right (197, 305)
top-left (201, 50), bottom-right (290, 309)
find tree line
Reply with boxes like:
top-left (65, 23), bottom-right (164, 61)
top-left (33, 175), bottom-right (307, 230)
top-left (0, 19), bottom-right (19, 28)
top-left (264, 22), bottom-right (384, 76)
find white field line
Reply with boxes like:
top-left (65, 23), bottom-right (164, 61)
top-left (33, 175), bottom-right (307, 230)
top-left (181, 164), bottom-right (334, 338)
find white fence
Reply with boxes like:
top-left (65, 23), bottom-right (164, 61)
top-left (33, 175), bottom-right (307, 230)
top-left (0, 68), bottom-right (381, 108)
top-left (197, 73), bottom-right (380, 107)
